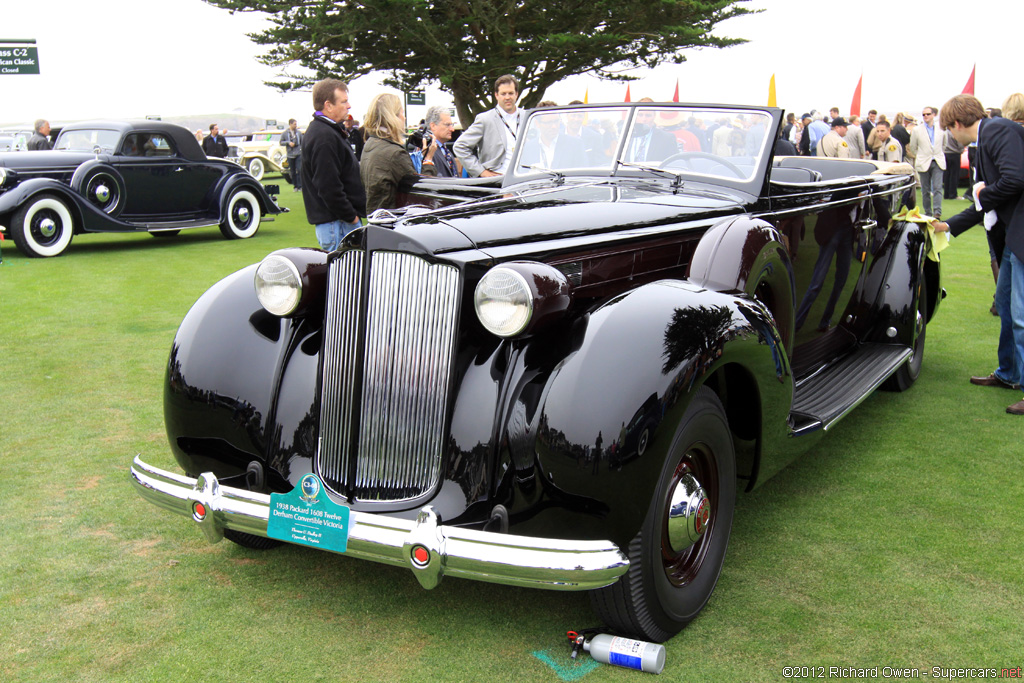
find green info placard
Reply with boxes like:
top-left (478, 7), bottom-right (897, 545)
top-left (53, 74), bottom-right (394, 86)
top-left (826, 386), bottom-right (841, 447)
top-left (268, 474), bottom-right (350, 552)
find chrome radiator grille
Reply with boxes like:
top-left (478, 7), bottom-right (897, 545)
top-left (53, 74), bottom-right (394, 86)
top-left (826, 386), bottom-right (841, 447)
top-left (317, 250), bottom-right (460, 502)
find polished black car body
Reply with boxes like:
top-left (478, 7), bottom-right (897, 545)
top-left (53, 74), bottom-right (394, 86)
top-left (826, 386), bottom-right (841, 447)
top-left (0, 120), bottom-right (285, 257)
top-left (132, 103), bottom-right (937, 642)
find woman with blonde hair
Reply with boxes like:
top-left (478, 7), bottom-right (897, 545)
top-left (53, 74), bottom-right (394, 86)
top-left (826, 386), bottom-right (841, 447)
top-left (360, 93), bottom-right (436, 213)
top-left (1002, 93), bottom-right (1024, 124)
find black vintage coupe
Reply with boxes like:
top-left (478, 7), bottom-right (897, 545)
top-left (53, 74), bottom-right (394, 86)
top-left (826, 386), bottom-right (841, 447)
top-left (0, 120), bottom-right (285, 257)
top-left (131, 103), bottom-right (937, 642)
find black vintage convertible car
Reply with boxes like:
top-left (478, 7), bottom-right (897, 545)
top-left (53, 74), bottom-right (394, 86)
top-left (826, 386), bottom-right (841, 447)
top-left (131, 102), bottom-right (937, 642)
top-left (0, 120), bottom-right (285, 257)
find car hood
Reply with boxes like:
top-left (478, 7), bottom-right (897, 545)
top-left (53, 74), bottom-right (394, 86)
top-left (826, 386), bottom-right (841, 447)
top-left (396, 179), bottom-right (749, 254)
top-left (0, 150), bottom-right (101, 169)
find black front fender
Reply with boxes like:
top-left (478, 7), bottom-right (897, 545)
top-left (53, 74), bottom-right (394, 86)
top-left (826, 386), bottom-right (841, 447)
top-left (689, 215), bottom-right (795, 351)
top-left (0, 178), bottom-right (82, 224)
top-left (505, 280), bottom-right (792, 549)
top-left (165, 261), bottom-right (322, 490)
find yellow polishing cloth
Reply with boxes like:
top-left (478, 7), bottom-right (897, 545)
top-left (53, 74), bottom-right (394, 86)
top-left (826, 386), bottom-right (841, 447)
top-left (892, 207), bottom-right (949, 262)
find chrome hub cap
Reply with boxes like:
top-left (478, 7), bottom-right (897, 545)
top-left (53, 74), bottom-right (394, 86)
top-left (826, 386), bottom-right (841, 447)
top-left (667, 473), bottom-right (710, 552)
top-left (39, 217), bottom-right (57, 238)
top-left (94, 184), bottom-right (111, 203)
top-left (237, 206), bottom-right (250, 222)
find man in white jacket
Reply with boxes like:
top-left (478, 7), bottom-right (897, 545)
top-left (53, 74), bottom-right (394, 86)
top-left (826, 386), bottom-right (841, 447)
top-left (909, 106), bottom-right (947, 219)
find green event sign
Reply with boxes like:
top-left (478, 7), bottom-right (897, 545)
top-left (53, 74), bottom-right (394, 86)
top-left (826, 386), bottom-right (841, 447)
top-left (406, 90), bottom-right (426, 106)
top-left (0, 46), bottom-right (39, 75)
top-left (267, 473), bottom-right (351, 552)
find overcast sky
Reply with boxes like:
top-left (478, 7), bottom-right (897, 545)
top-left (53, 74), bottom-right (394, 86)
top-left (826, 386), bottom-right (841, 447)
top-left (3, 0), bottom-right (1018, 128)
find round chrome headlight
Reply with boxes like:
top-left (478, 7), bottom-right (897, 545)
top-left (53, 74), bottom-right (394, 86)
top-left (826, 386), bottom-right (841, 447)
top-left (474, 267), bottom-right (533, 337)
top-left (255, 253), bottom-right (302, 315)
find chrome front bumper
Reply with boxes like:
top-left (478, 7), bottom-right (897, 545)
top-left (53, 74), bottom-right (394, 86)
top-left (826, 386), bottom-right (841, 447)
top-left (130, 456), bottom-right (629, 591)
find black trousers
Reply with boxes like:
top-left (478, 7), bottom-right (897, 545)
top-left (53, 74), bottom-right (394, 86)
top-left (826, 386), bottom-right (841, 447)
top-left (943, 152), bottom-right (961, 199)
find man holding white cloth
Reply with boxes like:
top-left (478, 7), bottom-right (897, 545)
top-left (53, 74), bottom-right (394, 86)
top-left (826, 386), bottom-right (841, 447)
top-left (932, 95), bottom-right (1024, 414)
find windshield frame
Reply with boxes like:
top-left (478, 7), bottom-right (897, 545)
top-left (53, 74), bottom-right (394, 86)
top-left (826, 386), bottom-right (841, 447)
top-left (505, 102), bottom-right (783, 196)
top-left (53, 128), bottom-right (122, 154)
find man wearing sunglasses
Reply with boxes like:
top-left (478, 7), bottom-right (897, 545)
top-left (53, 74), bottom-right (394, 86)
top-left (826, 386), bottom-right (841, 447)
top-left (909, 107), bottom-right (947, 219)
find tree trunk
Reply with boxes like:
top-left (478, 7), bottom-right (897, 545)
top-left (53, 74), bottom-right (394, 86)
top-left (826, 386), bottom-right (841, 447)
top-left (451, 79), bottom-right (488, 130)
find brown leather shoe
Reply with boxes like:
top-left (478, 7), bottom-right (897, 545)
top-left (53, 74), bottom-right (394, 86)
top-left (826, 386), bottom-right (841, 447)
top-left (970, 373), bottom-right (1020, 389)
top-left (1007, 400), bottom-right (1024, 415)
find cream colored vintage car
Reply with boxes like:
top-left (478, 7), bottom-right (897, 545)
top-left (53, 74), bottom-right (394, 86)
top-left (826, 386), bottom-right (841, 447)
top-left (227, 130), bottom-right (290, 181)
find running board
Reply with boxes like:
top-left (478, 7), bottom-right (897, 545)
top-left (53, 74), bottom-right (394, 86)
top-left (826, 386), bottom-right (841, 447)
top-left (141, 221), bottom-right (218, 230)
top-left (790, 343), bottom-right (912, 435)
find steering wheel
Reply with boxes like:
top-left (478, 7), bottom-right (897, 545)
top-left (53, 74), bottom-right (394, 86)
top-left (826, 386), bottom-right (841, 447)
top-left (661, 151), bottom-right (746, 178)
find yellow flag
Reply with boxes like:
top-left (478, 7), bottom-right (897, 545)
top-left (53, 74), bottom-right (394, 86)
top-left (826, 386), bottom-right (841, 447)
top-left (768, 74), bottom-right (777, 107)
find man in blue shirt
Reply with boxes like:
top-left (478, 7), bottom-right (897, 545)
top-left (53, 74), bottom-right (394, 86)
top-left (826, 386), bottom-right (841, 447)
top-left (807, 113), bottom-right (830, 156)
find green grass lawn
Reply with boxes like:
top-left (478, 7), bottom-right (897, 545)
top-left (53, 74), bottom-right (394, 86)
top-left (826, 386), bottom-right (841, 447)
top-left (1, 191), bottom-right (1022, 681)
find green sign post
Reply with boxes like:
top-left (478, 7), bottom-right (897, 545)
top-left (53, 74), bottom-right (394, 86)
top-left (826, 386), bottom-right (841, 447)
top-left (0, 41), bottom-right (40, 75)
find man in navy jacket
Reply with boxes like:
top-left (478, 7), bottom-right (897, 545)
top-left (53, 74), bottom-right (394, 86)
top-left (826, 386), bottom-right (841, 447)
top-left (932, 94), bottom-right (1024, 414)
top-left (300, 79), bottom-right (366, 252)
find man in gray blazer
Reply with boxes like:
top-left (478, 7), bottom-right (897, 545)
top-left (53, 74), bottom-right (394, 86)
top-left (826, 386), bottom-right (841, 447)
top-left (454, 74), bottom-right (521, 177)
top-left (909, 106), bottom-right (947, 219)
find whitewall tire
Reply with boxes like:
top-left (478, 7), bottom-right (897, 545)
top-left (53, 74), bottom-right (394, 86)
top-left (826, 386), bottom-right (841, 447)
top-left (247, 158), bottom-right (265, 181)
top-left (219, 189), bottom-right (261, 240)
top-left (11, 194), bottom-right (75, 257)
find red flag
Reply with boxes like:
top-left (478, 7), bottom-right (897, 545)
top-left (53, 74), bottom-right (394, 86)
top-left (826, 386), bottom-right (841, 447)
top-left (850, 74), bottom-right (863, 117)
top-left (672, 78), bottom-right (679, 103)
top-left (624, 84), bottom-right (631, 103)
top-left (962, 64), bottom-right (976, 95)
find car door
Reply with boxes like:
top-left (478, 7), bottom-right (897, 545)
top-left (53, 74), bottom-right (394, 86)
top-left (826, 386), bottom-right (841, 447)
top-left (767, 176), bottom-right (873, 372)
top-left (116, 132), bottom-right (211, 221)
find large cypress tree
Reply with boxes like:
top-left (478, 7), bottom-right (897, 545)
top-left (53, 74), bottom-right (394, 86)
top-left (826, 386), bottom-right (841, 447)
top-left (208, 0), bottom-right (755, 126)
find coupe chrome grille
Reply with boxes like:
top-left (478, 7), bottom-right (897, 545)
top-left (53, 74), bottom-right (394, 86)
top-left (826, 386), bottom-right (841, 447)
top-left (317, 250), bottom-right (460, 502)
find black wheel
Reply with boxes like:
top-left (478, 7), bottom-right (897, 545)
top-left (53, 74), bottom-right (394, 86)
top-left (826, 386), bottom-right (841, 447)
top-left (661, 151), bottom-right (746, 178)
top-left (591, 387), bottom-right (736, 642)
top-left (219, 189), bottom-right (261, 239)
top-left (246, 157), bottom-right (266, 181)
top-left (883, 287), bottom-right (927, 391)
top-left (10, 193), bottom-right (75, 257)
top-left (224, 529), bottom-right (283, 550)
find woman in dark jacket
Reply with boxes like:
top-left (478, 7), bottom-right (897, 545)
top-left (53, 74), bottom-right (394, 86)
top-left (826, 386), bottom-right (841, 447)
top-left (359, 93), bottom-right (436, 213)
top-left (891, 112), bottom-right (912, 153)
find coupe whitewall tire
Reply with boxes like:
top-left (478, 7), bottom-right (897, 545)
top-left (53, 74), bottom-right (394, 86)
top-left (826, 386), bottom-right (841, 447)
top-left (11, 194), bottom-right (75, 257)
top-left (219, 189), bottom-right (261, 239)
